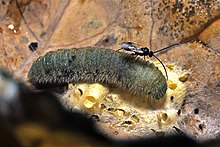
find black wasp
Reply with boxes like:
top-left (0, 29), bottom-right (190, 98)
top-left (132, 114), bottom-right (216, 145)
top-left (119, 42), bottom-right (178, 80)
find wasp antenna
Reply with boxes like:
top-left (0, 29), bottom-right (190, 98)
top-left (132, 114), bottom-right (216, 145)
top-left (153, 55), bottom-right (168, 80)
top-left (153, 43), bottom-right (180, 54)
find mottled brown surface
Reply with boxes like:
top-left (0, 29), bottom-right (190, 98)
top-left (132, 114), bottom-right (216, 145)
top-left (0, 0), bottom-right (220, 144)
top-left (198, 18), bottom-right (220, 53)
top-left (157, 41), bottom-right (220, 141)
top-left (152, 0), bottom-right (220, 49)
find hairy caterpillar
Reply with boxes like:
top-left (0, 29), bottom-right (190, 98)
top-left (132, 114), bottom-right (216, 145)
top-left (28, 47), bottom-right (167, 100)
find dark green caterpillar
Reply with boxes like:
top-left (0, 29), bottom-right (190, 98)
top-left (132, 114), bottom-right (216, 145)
top-left (28, 47), bottom-right (167, 100)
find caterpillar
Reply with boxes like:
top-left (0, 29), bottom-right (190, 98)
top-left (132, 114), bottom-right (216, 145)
top-left (28, 47), bottom-right (167, 100)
